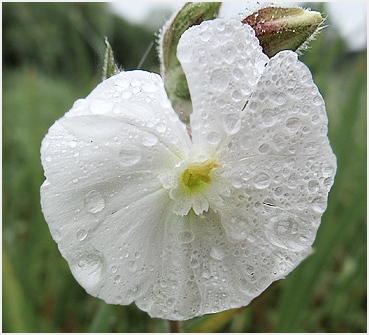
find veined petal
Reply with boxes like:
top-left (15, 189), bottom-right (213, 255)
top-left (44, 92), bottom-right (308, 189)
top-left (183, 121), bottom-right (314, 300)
top-left (41, 71), bottom-right (191, 191)
top-left (41, 176), bottom-right (172, 305)
top-left (177, 19), bottom-right (268, 153)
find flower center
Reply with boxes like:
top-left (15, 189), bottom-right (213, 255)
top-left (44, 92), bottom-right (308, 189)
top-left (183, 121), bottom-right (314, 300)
top-left (181, 158), bottom-right (221, 192)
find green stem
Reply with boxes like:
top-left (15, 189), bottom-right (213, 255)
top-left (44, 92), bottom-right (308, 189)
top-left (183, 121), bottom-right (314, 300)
top-left (168, 320), bottom-right (181, 333)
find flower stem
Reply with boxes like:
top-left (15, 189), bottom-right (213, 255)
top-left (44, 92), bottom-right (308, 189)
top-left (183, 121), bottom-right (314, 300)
top-left (168, 320), bottom-right (181, 333)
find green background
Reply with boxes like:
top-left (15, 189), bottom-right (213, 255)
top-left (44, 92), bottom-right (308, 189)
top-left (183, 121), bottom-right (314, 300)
top-left (2, 2), bottom-right (366, 332)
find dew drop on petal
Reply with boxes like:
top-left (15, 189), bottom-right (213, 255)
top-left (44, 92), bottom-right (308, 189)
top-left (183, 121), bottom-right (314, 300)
top-left (286, 117), bottom-right (301, 131)
top-left (254, 172), bottom-right (271, 189)
top-left (114, 78), bottom-right (130, 91)
top-left (77, 228), bottom-right (87, 241)
top-left (179, 231), bottom-right (195, 244)
top-left (210, 246), bottom-right (225, 260)
top-left (69, 140), bottom-right (77, 148)
top-left (155, 123), bottom-right (166, 133)
top-left (312, 196), bottom-right (327, 213)
top-left (118, 144), bottom-right (141, 166)
top-left (142, 81), bottom-right (158, 93)
top-left (222, 114), bottom-right (241, 134)
top-left (308, 180), bottom-right (320, 193)
top-left (84, 190), bottom-right (105, 214)
top-left (71, 250), bottom-right (105, 292)
top-left (261, 109), bottom-right (278, 126)
top-left (89, 99), bottom-right (114, 114)
top-left (210, 69), bottom-right (230, 92)
top-left (114, 275), bottom-right (122, 283)
top-left (141, 133), bottom-right (158, 147)
top-left (207, 131), bottom-right (221, 145)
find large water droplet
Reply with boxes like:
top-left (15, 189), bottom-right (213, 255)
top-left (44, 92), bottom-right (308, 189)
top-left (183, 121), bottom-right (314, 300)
top-left (307, 180), bottom-right (320, 193)
top-left (118, 144), bottom-right (141, 166)
top-left (254, 173), bottom-right (271, 189)
top-left (261, 109), bottom-right (278, 126)
top-left (179, 231), bottom-right (195, 244)
top-left (286, 117), bottom-right (301, 131)
top-left (207, 131), bottom-right (221, 145)
top-left (141, 133), bottom-right (158, 147)
top-left (210, 69), bottom-right (230, 92)
top-left (90, 99), bottom-right (114, 114)
top-left (115, 78), bottom-right (130, 91)
top-left (77, 229), bottom-right (87, 241)
top-left (312, 196), bottom-right (327, 213)
top-left (71, 249), bottom-right (105, 292)
top-left (84, 190), bottom-right (105, 214)
top-left (222, 113), bottom-right (241, 134)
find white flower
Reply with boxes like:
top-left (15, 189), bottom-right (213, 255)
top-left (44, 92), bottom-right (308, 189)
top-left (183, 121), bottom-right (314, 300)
top-left (40, 19), bottom-right (336, 321)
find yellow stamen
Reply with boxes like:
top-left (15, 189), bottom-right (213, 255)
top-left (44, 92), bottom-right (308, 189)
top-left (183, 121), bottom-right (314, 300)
top-left (181, 158), bottom-right (221, 192)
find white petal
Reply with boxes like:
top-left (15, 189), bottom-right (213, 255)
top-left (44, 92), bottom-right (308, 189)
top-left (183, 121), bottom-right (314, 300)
top-left (40, 71), bottom-right (193, 308)
top-left (215, 51), bottom-right (336, 261)
top-left (41, 177), bottom-right (172, 305)
top-left (41, 71), bottom-right (191, 191)
top-left (177, 19), bottom-right (268, 153)
top-left (135, 209), bottom-right (310, 320)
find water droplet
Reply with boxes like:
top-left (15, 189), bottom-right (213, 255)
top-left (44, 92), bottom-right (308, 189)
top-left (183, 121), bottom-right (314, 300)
top-left (210, 69), bottom-right (229, 92)
top-left (207, 131), bottom-right (221, 145)
top-left (115, 78), bottom-right (130, 91)
top-left (72, 99), bottom-right (90, 113)
top-left (258, 143), bottom-right (270, 154)
top-left (222, 113), bottom-right (241, 134)
top-left (71, 250), bottom-right (105, 292)
top-left (200, 30), bottom-right (211, 41)
top-left (210, 246), bottom-right (225, 260)
top-left (286, 117), bottom-right (301, 131)
top-left (141, 133), bottom-right (158, 147)
top-left (307, 180), bottom-right (320, 193)
top-left (254, 173), bottom-right (271, 189)
top-left (121, 91), bottom-right (133, 99)
top-left (312, 196), bottom-right (327, 213)
top-left (69, 140), bottom-right (77, 148)
top-left (90, 99), bottom-right (114, 114)
top-left (84, 190), bottom-right (105, 214)
top-left (77, 229), bottom-right (87, 241)
top-left (261, 109), bottom-right (278, 126)
top-left (118, 144), bottom-right (141, 166)
top-left (232, 176), bottom-right (243, 188)
top-left (179, 231), bottom-right (194, 244)
top-left (155, 123), bottom-right (166, 133)
top-left (111, 266), bottom-right (118, 273)
top-left (142, 81), bottom-right (158, 92)
top-left (114, 275), bottom-right (122, 283)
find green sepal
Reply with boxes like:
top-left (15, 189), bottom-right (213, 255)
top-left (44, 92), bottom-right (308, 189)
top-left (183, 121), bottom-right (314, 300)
top-left (102, 37), bottom-right (121, 81)
top-left (158, 2), bottom-right (222, 123)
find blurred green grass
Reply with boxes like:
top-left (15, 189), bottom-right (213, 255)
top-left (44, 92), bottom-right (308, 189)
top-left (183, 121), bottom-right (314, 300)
top-left (2, 2), bottom-right (367, 333)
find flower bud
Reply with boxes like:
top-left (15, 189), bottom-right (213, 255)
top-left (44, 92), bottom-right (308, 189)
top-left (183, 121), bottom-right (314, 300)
top-left (158, 2), bottom-right (221, 122)
top-left (242, 6), bottom-right (323, 57)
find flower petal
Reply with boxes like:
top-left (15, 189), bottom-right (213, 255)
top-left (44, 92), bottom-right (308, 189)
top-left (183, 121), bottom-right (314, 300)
top-left (40, 70), bottom-right (193, 310)
top-left (216, 51), bottom-right (336, 258)
top-left (177, 19), bottom-right (268, 152)
top-left (41, 70), bottom-right (191, 191)
top-left (41, 176), bottom-right (172, 305)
